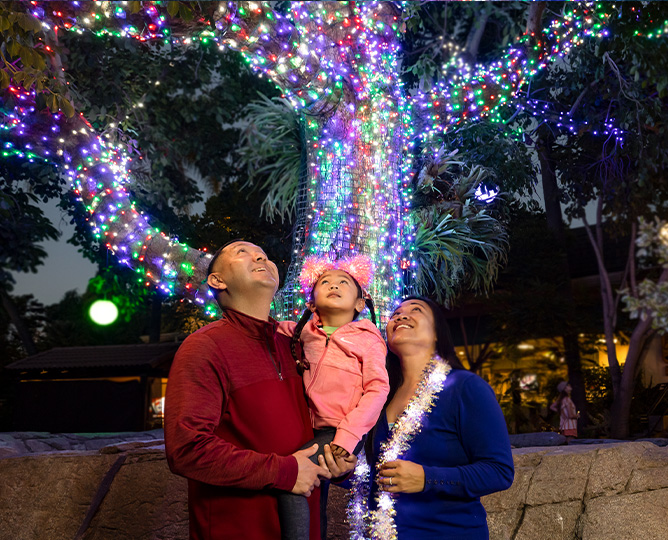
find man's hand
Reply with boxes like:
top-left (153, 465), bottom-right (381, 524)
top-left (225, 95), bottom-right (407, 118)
top-left (377, 459), bottom-right (425, 493)
top-left (318, 443), bottom-right (357, 480)
top-left (291, 444), bottom-right (331, 496)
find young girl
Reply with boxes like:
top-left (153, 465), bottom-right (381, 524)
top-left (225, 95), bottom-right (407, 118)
top-left (278, 254), bottom-right (390, 540)
top-left (551, 381), bottom-right (579, 442)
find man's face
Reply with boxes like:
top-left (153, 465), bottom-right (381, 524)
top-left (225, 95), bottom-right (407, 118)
top-left (207, 241), bottom-right (280, 298)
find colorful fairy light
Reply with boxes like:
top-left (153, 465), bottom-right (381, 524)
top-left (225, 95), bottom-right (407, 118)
top-left (2, 2), bottom-right (665, 324)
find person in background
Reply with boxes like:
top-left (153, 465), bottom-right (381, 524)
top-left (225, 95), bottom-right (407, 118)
top-left (551, 380), bottom-right (579, 442)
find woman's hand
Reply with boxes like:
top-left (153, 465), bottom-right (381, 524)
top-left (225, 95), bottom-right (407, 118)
top-left (378, 460), bottom-right (425, 493)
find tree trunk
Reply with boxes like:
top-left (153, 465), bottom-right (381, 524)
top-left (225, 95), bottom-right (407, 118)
top-left (526, 2), bottom-right (547, 35)
top-left (609, 268), bottom-right (668, 438)
top-left (0, 286), bottom-right (38, 357)
top-left (536, 129), bottom-right (589, 430)
top-left (463, 6), bottom-right (489, 63)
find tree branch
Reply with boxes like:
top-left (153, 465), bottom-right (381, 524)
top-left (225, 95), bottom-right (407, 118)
top-left (464, 5), bottom-right (489, 62)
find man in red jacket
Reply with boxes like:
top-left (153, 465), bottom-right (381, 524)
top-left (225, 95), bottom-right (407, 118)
top-left (165, 240), bottom-right (346, 539)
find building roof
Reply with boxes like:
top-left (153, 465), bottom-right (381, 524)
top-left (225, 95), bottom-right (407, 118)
top-left (6, 341), bottom-right (181, 372)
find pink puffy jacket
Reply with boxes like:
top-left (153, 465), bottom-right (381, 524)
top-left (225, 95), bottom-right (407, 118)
top-left (279, 315), bottom-right (389, 455)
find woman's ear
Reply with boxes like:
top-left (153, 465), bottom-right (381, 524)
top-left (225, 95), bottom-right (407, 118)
top-left (207, 273), bottom-right (227, 292)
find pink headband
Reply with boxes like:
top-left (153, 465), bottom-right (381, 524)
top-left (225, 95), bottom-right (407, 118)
top-left (299, 254), bottom-right (374, 292)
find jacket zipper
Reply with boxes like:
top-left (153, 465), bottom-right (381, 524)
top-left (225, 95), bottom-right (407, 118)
top-left (264, 333), bottom-right (283, 381)
top-left (305, 328), bottom-right (330, 394)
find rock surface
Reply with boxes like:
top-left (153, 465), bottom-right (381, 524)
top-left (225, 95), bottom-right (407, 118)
top-left (1, 435), bottom-right (668, 540)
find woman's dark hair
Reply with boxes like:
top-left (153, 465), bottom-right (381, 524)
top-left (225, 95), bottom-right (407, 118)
top-left (290, 271), bottom-right (377, 373)
top-left (364, 296), bottom-right (462, 461)
top-left (385, 295), bottom-right (464, 404)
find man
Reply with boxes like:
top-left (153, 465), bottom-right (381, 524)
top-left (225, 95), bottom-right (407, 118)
top-left (165, 241), bottom-right (347, 539)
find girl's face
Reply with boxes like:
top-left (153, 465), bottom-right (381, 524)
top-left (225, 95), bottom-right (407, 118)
top-left (386, 299), bottom-right (437, 355)
top-left (310, 270), bottom-right (364, 317)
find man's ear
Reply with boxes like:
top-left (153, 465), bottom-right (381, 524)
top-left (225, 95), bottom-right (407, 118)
top-left (354, 297), bottom-right (366, 313)
top-left (207, 273), bottom-right (228, 293)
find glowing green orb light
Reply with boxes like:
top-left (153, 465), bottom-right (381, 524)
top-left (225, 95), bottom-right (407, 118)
top-left (89, 299), bottom-right (119, 326)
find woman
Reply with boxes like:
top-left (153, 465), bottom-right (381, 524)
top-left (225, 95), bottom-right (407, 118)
top-left (349, 296), bottom-right (514, 539)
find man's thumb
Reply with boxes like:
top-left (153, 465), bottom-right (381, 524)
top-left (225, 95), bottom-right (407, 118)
top-left (304, 443), bottom-right (319, 456)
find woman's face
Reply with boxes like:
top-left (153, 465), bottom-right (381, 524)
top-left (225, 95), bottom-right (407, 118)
top-left (386, 299), bottom-right (437, 355)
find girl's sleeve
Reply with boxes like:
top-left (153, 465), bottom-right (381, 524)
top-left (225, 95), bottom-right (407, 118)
top-left (422, 376), bottom-right (514, 498)
top-left (277, 320), bottom-right (297, 338)
top-left (333, 336), bottom-right (389, 455)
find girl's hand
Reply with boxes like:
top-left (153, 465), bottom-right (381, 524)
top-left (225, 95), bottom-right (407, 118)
top-left (378, 460), bottom-right (425, 493)
top-left (318, 444), bottom-right (357, 479)
top-left (330, 443), bottom-right (349, 458)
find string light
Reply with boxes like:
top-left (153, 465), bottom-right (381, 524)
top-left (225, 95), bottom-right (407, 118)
top-left (2, 2), bottom-right (664, 322)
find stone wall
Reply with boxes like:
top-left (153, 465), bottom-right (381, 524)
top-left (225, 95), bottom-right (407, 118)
top-left (1, 439), bottom-right (667, 540)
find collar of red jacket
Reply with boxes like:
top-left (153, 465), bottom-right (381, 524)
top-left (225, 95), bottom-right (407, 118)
top-left (221, 307), bottom-right (278, 341)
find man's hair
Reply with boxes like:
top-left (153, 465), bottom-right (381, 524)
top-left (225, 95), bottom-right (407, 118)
top-left (207, 239), bottom-right (245, 303)
top-left (207, 238), bottom-right (246, 277)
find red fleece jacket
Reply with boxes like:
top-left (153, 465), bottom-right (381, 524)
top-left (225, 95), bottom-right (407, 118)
top-left (164, 308), bottom-right (319, 540)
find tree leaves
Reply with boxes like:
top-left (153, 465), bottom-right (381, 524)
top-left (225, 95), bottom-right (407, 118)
top-left (0, 4), bottom-right (75, 116)
top-left (411, 156), bottom-right (509, 305)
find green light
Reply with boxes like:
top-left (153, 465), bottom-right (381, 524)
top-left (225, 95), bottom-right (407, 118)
top-left (89, 300), bottom-right (119, 326)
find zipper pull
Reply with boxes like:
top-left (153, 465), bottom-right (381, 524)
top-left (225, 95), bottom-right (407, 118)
top-left (325, 335), bottom-right (330, 347)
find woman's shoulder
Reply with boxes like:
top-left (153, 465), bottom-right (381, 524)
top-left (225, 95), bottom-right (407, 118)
top-left (444, 368), bottom-right (496, 398)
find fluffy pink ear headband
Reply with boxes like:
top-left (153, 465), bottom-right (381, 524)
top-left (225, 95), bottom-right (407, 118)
top-left (299, 254), bottom-right (374, 292)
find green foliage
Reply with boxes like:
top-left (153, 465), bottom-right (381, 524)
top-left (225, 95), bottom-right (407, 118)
top-left (0, 293), bottom-right (45, 364)
top-left (86, 267), bottom-right (152, 323)
top-left (522, 3), bottom-right (668, 230)
top-left (62, 31), bottom-right (277, 217)
top-left (436, 121), bottom-right (536, 198)
top-left (56, 30), bottom-right (280, 272)
top-left (412, 151), bottom-right (508, 305)
top-left (39, 288), bottom-right (149, 351)
top-left (0, 166), bottom-right (61, 286)
top-left (621, 217), bottom-right (668, 333)
top-left (189, 181), bottom-right (293, 282)
top-left (0, 2), bottom-right (74, 115)
top-left (238, 93), bottom-right (303, 222)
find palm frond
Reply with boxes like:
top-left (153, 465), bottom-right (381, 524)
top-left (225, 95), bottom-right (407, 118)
top-left (238, 93), bottom-right (303, 222)
top-left (412, 153), bottom-right (508, 305)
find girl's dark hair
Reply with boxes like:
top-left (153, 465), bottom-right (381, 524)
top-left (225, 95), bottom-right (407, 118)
top-left (290, 272), bottom-right (377, 373)
top-left (385, 295), bottom-right (463, 404)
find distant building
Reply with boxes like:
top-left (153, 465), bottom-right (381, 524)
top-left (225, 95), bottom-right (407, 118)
top-left (6, 342), bottom-right (180, 432)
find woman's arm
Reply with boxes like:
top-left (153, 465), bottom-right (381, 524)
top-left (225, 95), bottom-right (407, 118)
top-left (421, 376), bottom-right (514, 499)
top-left (379, 377), bottom-right (514, 497)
